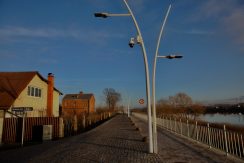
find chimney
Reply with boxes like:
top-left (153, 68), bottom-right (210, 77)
top-left (47, 73), bottom-right (54, 116)
top-left (78, 91), bottom-right (83, 98)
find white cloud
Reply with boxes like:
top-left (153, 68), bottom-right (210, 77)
top-left (184, 29), bottom-right (214, 35)
top-left (198, 0), bottom-right (235, 19)
top-left (0, 26), bottom-right (66, 38)
top-left (0, 26), bottom-right (125, 45)
top-left (193, 0), bottom-right (244, 51)
top-left (223, 8), bottom-right (244, 46)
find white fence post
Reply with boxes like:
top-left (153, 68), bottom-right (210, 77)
top-left (162, 115), bottom-right (164, 128)
top-left (241, 134), bottom-right (244, 158)
top-left (187, 120), bottom-right (189, 137)
top-left (0, 110), bottom-right (4, 144)
top-left (207, 123), bottom-right (211, 149)
top-left (196, 121), bottom-right (198, 142)
top-left (224, 125), bottom-right (229, 156)
top-left (174, 117), bottom-right (176, 133)
top-left (166, 117), bottom-right (169, 130)
top-left (180, 119), bottom-right (182, 135)
top-left (237, 134), bottom-right (241, 158)
top-left (169, 117), bottom-right (173, 132)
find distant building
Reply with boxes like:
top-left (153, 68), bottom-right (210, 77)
top-left (62, 92), bottom-right (95, 116)
top-left (0, 71), bottom-right (62, 117)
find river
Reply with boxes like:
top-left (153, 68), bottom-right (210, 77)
top-left (197, 113), bottom-right (244, 126)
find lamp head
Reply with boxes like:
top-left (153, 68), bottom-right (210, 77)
top-left (94, 13), bottom-right (108, 18)
top-left (166, 55), bottom-right (183, 59)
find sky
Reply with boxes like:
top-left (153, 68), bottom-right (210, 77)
top-left (0, 0), bottom-right (244, 107)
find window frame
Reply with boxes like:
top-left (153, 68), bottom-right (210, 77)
top-left (27, 86), bottom-right (42, 98)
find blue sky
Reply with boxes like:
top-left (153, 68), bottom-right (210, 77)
top-left (0, 0), bottom-right (244, 107)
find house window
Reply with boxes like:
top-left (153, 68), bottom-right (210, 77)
top-left (28, 86), bottom-right (31, 96)
top-left (28, 86), bottom-right (42, 98)
top-left (31, 87), bottom-right (35, 96)
top-left (38, 89), bottom-right (41, 97)
top-left (35, 88), bottom-right (38, 97)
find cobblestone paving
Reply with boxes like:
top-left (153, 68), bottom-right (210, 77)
top-left (0, 115), bottom-right (161, 163)
top-left (131, 116), bottom-right (244, 163)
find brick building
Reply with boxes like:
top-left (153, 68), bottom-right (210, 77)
top-left (62, 91), bottom-right (95, 116)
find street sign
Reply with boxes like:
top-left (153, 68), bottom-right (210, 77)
top-left (139, 99), bottom-right (144, 105)
top-left (14, 111), bottom-right (24, 116)
top-left (12, 107), bottom-right (33, 112)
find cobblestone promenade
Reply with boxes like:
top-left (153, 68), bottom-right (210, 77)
top-left (0, 115), bottom-right (160, 163)
top-left (0, 114), bottom-right (243, 163)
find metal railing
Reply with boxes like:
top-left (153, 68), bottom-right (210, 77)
top-left (132, 112), bottom-right (244, 160)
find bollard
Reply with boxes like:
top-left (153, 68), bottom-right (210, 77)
top-left (73, 115), bottom-right (78, 134)
top-left (59, 117), bottom-right (64, 138)
top-left (82, 115), bottom-right (86, 129)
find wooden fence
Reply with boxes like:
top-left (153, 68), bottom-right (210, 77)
top-left (64, 112), bottom-right (114, 136)
top-left (2, 112), bottom-right (115, 144)
top-left (2, 117), bottom-right (60, 143)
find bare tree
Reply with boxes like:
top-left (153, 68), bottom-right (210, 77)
top-left (168, 92), bottom-right (193, 107)
top-left (157, 98), bottom-right (168, 107)
top-left (103, 88), bottom-right (121, 110)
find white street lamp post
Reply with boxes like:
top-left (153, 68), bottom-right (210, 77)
top-left (95, 0), bottom-right (153, 153)
top-left (152, 5), bottom-right (171, 153)
top-left (152, 5), bottom-right (183, 153)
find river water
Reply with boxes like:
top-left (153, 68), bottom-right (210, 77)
top-left (197, 113), bottom-right (244, 126)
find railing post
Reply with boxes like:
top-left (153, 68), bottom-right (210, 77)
top-left (240, 134), bottom-right (244, 158)
top-left (207, 123), bottom-right (211, 148)
top-left (237, 134), bottom-right (241, 158)
top-left (187, 120), bottom-right (189, 138)
top-left (224, 125), bottom-right (229, 156)
top-left (196, 121), bottom-right (198, 142)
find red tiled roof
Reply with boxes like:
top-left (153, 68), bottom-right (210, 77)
top-left (63, 93), bottom-right (94, 100)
